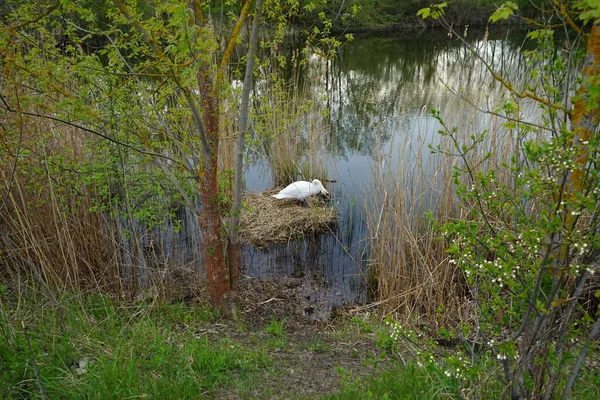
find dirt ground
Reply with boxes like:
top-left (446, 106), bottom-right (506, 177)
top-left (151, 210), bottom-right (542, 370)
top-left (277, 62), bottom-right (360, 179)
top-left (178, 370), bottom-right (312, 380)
top-left (194, 277), bottom-right (397, 399)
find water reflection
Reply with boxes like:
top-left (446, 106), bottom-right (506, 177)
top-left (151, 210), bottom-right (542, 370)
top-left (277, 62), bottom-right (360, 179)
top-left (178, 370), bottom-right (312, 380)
top-left (242, 30), bottom-right (535, 313)
top-left (122, 31), bottom-right (536, 313)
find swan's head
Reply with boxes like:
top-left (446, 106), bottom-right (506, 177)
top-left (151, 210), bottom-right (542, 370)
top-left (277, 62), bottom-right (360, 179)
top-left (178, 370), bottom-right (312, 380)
top-left (312, 179), bottom-right (330, 199)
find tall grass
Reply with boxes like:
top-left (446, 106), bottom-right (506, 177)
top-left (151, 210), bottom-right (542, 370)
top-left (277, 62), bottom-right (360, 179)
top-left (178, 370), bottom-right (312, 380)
top-left (0, 114), bottom-right (122, 298)
top-left (0, 292), bottom-right (269, 398)
top-left (256, 60), bottom-right (330, 187)
top-left (0, 99), bottom-right (197, 301)
top-left (365, 114), bottom-right (464, 325)
top-left (365, 97), bottom-right (540, 326)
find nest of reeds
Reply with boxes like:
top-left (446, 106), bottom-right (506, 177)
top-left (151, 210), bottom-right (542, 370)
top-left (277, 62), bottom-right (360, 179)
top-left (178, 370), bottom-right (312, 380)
top-left (239, 189), bottom-right (336, 248)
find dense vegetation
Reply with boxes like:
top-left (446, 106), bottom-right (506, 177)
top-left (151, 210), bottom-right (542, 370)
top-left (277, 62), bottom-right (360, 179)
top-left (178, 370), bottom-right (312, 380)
top-left (2, 0), bottom-right (600, 399)
top-left (371, 2), bottom-right (600, 399)
top-left (300, 0), bottom-right (548, 31)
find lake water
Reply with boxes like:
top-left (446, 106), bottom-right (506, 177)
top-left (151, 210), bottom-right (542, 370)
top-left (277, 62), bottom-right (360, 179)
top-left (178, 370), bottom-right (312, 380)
top-left (240, 29), bottom-right (535, 315)
top-left (127, 29), bottom-right (539, 314)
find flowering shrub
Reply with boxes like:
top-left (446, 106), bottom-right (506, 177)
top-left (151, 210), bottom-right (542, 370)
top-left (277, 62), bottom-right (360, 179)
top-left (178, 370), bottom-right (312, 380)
top-left (388, 107), bottom-right (600, 398)
top-left (401, 2), bottom-right (600, 398)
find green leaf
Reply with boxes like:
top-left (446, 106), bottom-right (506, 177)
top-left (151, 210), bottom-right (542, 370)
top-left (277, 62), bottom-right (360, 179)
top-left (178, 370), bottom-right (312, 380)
top-left (417, 7), bottom-right (431, 19)
top-left (417, 3), bottom-right (447, 20)
top-left (526, 29), bottom-right (553, 41)
top-left (580, 9), bottom-right (600, 23)
top-left (489, 2), bottom-right (518, 22)
top-left (587, 0), bottom-right (600, 8)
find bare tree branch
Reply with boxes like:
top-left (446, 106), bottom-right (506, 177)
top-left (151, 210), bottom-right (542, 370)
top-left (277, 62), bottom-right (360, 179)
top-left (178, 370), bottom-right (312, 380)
top-left (0, 96), bottom-right (182, 164)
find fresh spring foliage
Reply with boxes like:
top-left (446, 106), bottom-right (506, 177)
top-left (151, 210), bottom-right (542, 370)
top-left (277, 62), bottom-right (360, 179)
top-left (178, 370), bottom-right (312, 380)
top-left (417, 1), bottom-right (521, 23)
top-left (488, 1), bottom-right (519, 22)
top-left (423, 107), bottom-right (599, 397)
top-left (417, 3), bottom-right (448, 20)
top-left (0, 0), bottom-right (352, 299)
top-left (390, 2), bottom-right (600, 399)
top-left (578, 0), bottom-right (600, 24)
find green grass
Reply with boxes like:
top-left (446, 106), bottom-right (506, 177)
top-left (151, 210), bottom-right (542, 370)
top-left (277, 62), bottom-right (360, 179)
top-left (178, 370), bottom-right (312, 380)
top-left (0, 293), bottom-right (270, 399)
top-left (264, 317), bottom-right (288, 350)
top-left (325, 363), bottom-right (460, 400)
top-left (2, 291), bottom-right (599, 399)
top-left (325, 358), bottom-right (600, 400)
top-left (572, 367), bottom-right (600, 400)
top-left (265, 317), bottom-right (287, 338)
top-left (307, 337), bottom-right (330, 353)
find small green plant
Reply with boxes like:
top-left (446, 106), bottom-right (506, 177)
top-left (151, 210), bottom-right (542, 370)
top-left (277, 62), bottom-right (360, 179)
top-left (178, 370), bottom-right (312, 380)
top-left (308, 337), bottom-right (330, 353)
top-left (375, 329), bottom-right (395, 354)
top-left (265, 317), bottom-right (287, 338)
top-left (350, 317), bottom-right (374, 333)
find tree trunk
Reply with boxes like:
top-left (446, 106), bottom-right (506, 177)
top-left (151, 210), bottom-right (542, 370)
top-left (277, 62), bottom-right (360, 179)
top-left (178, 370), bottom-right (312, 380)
top-left (198, 157), bottom-right (229, 306)
top-left (195, 0), bottom-right (255, 306)
top-left (228, 0), bottom-right (264, 293)
top-left (113, 0), bottom-right (260, 306)
top-left (568, 22), bottom-right (600, 197)
top-left (197, 62), bottom-right (229, 306)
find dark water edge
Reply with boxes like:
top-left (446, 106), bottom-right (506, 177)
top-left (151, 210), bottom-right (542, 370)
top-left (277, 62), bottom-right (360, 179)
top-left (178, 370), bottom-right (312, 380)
top-left (122, 201), bottom-right (369, 317)
top-left (301, 0), bottom-right (543, 35)
top-left (124, 28), bottom-right (534, 313)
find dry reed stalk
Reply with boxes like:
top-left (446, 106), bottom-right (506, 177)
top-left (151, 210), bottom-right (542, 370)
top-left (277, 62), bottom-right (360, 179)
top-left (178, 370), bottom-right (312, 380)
top-left (367, 184), bottom-right (465, 327)
top-left (239, 189), bottom-right (335, 248)
top-left (0, 113), bottom-right (122, 296)
top-left (268, 86), bottom-right (305, 186)
top-left (360, 108), bottom-right (492, 327)
top-left (365, 105), bottom-right (533, 328)
top-left (260, 61), bottom-right (330, 187)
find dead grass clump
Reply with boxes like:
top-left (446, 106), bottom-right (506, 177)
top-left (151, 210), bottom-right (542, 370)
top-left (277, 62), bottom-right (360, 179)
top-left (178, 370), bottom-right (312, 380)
top-left (239, 189), bottom-right (336, 248)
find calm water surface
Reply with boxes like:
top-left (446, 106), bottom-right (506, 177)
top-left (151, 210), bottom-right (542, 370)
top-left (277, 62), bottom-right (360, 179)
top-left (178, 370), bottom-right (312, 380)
top-left (240, 30), bottom-right (535, 313)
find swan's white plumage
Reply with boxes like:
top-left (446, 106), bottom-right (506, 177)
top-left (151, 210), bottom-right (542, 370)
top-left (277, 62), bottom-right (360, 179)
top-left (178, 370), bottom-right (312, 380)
top-left (272, 179), bottom-right (329, 200)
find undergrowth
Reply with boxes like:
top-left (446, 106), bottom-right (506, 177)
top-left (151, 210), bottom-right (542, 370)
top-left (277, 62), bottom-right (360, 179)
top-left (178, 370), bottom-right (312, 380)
top-left (2, 289), bottom-right (599, 399)
top-left (0, 291), bottom-right (270, 399)
top-left (326, 362), bottom-right (459, 400)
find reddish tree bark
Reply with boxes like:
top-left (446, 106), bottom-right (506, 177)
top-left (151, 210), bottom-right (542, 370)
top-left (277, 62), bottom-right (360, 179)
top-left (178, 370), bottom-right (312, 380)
top-left (568, 23), bottom-right (600, 200)
top-left (195, 0), bottom-right (253, 305)
top-left (197, 62), bottom-right (229, 306)
top-left (113, 0), bottom-right (256, 306)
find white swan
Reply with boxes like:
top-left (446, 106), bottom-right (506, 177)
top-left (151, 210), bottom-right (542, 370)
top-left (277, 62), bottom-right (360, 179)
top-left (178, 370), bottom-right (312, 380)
top-left (272, 179), bottom-right (330, 201)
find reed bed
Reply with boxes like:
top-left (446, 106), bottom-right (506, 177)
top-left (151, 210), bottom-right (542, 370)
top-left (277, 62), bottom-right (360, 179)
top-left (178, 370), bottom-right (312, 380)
top-left (365, 98), bottom-right (540, 327)
top-left (256, 62), bottom-right (330, 186)
top-left (365, 118), bottom-right (463, 326)
top-left (0, 116), bottom-right (122, 297)
top-left (0, 90), bottom-right (193, 299)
